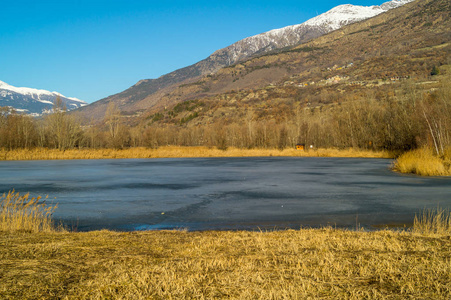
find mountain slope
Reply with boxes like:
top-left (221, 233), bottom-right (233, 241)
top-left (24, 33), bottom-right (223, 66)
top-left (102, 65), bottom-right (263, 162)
top-left (137, 0), bottom-right (450, 127)
top-left (77, 0), bottom-right (414, 121)
top-left (0, 80), bottom-right (87, 116)
top-left (217, 0), bottom-right (413, 64)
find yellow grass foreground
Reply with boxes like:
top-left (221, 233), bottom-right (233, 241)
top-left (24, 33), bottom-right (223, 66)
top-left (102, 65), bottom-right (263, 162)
top-left (1, 192), bottom-right (451, 298)
top-left (1, 228), bottom-right (450, 299)
top-left (394, 147), bottom-right (451, 176)
top-left (0, 146), bottom-right (393, 161)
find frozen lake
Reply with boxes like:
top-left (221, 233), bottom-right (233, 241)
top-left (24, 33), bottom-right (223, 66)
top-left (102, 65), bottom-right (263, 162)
top-left (1, 157), bottom-right (450, 231)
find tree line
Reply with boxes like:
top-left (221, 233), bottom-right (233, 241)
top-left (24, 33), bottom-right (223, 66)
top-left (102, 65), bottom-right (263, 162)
top-left (1, 80), bottom-right (450, 155)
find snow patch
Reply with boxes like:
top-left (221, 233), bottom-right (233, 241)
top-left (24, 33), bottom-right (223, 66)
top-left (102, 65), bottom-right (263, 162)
top-left (303, 0), bottom-right (414, 30)
top-left (0, 80), bottom-right (86, 104)
top-left (212, 0), bottom-right (415, 67)
top-left (37, 99), bottom-right (54, 105)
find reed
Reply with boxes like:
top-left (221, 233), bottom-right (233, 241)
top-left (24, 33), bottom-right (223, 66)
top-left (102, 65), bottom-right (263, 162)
top-left (393, 147), bottom-right (450, 176)
top-left (413, 206), bottom-right (451, 236)
top-left (0, 190), bottom-right (58, 233)
top-left (0, 146), bottom-right (393, 161)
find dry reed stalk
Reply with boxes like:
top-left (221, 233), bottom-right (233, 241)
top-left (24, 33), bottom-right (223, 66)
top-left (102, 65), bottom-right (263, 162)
top-left (0, 190), bottom-right (58, 233)
top-left (413, 207), bottom-right (451, 235)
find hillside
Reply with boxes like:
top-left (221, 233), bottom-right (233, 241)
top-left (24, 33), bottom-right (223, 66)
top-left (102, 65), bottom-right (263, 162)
top-left (75, 0), bottom-right (415, 122)
top-left (95, 0), bottom-right (446, 154)
top-left (132, 0), bottom-right (449, 124)
top-left (52, 0), bottom-right (451, 154)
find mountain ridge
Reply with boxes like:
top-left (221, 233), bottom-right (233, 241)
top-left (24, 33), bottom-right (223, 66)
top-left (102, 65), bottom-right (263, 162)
top-left (76, 0), bottom-right (414, 121)
top-left (0, 80), bottom-right (87, 116)
top-left (135, 0), bottom-right (449, 128)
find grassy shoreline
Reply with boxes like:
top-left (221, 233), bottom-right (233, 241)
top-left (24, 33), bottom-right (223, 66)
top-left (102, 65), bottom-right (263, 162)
top-left (0, 146), bottom-right (393, 161)
top-left (3, 146), bottom-right (451, 177)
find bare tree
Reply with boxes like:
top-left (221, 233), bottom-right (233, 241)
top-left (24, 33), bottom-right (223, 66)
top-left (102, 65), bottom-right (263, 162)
top-left (104, 102), bottom-right (129, 149)
top-left (44, 96), bottom-right (82, 150)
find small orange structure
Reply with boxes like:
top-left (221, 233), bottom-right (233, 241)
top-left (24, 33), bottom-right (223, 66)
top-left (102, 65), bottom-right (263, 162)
top-left (296, 144), bottom-right (305, 150)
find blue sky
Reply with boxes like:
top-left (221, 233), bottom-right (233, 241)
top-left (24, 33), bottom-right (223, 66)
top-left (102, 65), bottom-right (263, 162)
top-left (1, 0), bottom-right (385, 103)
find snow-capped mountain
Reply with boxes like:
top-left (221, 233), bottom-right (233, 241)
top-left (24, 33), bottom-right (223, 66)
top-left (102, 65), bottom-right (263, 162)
top-left (0, 80), bottom-right (87, 116)
top-left (82, 0), bottom-right (415, 119)
top-left (206, 0), bottom-right (414, 69)
top-left (303, 0), bottom-right (414, 30)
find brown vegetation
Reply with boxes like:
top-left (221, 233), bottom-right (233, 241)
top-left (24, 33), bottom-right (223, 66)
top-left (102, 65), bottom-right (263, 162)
top-left (139, 70), bottom-right (451, 155)
top-left (413, 206), bottom-right (451, 235)
top-left (2, 74), bottom-right (451, 154)
top-left (394, 147), bottom-right (451, 176)
top-left (0, 191), bottom-right (58, 233)
top-left (0, 146), bottom-right (392, 161)
top-left (1, 200), bottom-right (450, 299)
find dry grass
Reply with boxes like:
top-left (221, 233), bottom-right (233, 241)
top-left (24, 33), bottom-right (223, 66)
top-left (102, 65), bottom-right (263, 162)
top-left (0, 191), bottom-right (59, 233)
top-left (393, 147), bottom-right (451, 176)
top-left (413, 207), bottom-right (451, 236)
top-left (0, 194), bottom-right (450, 299)
top-left (1, 228), bottom-right (450, 299)
top-left (0, 146), bottom-right (393, 161)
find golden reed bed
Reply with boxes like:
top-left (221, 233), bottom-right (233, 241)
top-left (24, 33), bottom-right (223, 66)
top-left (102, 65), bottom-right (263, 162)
top-left (393, 147), bottom-right (451, 176)
top-left (0, 146), bottom-right (393, 161)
